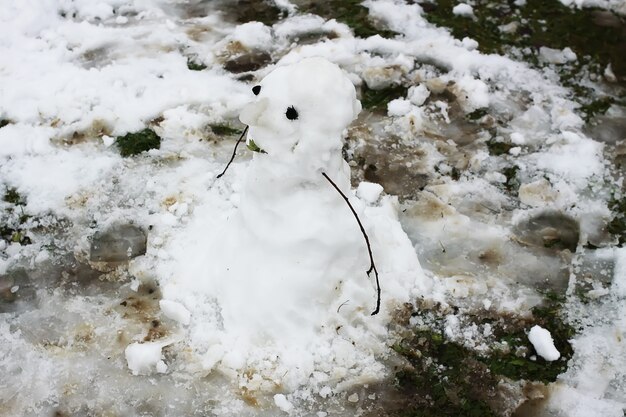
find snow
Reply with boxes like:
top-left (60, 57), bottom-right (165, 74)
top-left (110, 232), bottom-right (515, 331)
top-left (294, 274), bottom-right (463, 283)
top-left (387, 98), bottom-right (412, 116)
top-left (1, 0), bottom-right (625, 415)
top-left (539, 46), bottom-right (578, 64)
top-left (274, 393), bottom-right (294, 412)
top-left (159, 300), bottom-right (191, 325)
top-left (528, 325), bottom-right (561, 361)
top-left (357, 182), bottom-right (384, 204)
top-left (452, 3), bottom-right (475, 17)
top-left (124, 341), bottom-right (165, 376)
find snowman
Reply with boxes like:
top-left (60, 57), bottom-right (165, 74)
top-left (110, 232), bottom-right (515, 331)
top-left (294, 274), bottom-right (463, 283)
top-left (207, 57), bottom-right (427, 346)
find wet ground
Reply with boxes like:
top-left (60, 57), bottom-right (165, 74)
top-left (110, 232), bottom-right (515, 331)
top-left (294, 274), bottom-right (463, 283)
top-left (1, 0), bottom-right (626, 416)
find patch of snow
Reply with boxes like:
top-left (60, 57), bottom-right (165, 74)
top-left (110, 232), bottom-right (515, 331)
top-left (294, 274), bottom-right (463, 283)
top-left (528, 325), bottom-right (561, 361)
top-left (452, 3), bottom-right (475, 17)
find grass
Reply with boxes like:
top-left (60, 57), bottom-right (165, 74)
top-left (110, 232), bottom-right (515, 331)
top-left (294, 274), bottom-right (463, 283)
top-left (210, 124), bottom-right (242, 136)
top-left (187, 58), bottom-right (207, 71)
top-left (115, 128), bottom-right (161, 157)
top-left (394, 294), bottom-right (574, 416)
top-left (299, 0), bottom-right (397, 39)
top-left (361, 84), bottom-right (409, 112)
top-left (608, 194), bottom-right (626, 246)
top-left (421, 0), bottom-right (625, 119)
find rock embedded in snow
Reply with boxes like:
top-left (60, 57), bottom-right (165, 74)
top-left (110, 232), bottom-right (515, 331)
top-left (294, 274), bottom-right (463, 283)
top-left (528, 325), bottom-right (561, 361)
top-left (90, 224), bottom-right (147, 262)
top-left (159, 300), bottom-right (191, 325)
top-left (452, 3), bottom-right (475, 17)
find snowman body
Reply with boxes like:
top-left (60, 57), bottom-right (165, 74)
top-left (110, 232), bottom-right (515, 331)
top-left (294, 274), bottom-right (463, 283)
top-left (209, 58), bottom-right (374, 342)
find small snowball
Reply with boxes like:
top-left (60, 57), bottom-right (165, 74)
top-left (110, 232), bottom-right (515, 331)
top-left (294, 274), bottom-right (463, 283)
top-left (102, 135), bottom-right (115, 147)
top-left (125, 342), bottom-right (164, 375)
top-left (274, 394), bottom-right (294, 412)
top-left (156, 360), bottom-right (168, 373)
top-left (461, 37), bottom-right (479, 50)
top-left (10, 285), bottom-right (19, 293)
top-left (604, 64), bottom-right (617, 83)
top-left (159, 300), bottom-right (191, 325)
top-left (408, 84), bottom-right (430, 106)
top-left (510, 132), bottom-right (526, 145)
top-left (528, 325), bottom-right (560, 361)
top-left (483, 299), bottom-right (492, 310)
top-left (509, 146), bottom-right (521, 156)
top-left (539, 47), bottom-right (577, 64)
top-left (319, 386), bottom-right (332, 398)
top-left (232, 22), bottom-right (273, 49)
top-left (357, 182), bottom-right (384, 204)
top-left (452, 3), bottom-right (474, 17)
top-left (387, 98), bottom-right (412, 116)
top-left (348, 393), bottom-right (359, 403)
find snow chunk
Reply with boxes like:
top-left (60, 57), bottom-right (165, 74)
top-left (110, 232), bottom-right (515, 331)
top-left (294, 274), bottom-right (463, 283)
top-left (452, 3), bottom-right (475, 17)
top-left (159, 300), bottom-right (191, 325)
top-left (357, 182), bottom-right (384, 204)
top-left (274, 394), bottom-right (294, 412)
top-left (408, 84), bottom-right (430, 106)
top-left (125, 342), bottom-right (165, 375)
top-left (528, 325), bottom-right (560, 361)
top-left (539, 47), bottom-right (577, 64)
top-left (231, 22), bottom-right (273, 50)
top-left (387, 98), bottom-right (412, 116)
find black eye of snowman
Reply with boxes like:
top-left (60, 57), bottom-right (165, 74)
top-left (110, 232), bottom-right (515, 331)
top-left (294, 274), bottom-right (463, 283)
top-left (285, 106), bottom-right (298, 121)
top-left (252, 85), bottom-right (261, 95)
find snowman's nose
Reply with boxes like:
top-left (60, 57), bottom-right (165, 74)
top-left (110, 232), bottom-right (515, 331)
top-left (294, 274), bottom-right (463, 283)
top-left (239, 98), bottom-right (269, 126)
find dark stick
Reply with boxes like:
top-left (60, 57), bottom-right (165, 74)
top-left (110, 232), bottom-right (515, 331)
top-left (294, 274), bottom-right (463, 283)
top-left (322, 172), bottom-right (381, 315)
top-left (216, 125), bottom-right (249, 179)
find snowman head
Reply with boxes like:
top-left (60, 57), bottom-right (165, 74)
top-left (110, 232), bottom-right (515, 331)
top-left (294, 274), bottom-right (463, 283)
top-left (239, 57), bottom-right (361, 157)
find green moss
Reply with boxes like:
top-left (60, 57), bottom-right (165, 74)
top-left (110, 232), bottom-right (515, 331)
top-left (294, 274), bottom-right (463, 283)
top-left (116, 128), bottom-right (161, 157)
top-left (0, 226), bottom-right (31, 245)
top-left (486, 139), bottom-right (513, 156)
top-left (210, 124), bottom-right (242, 136)
top-left (299, 0), bottom-right (397, 39)
top-left (3, 188), bottom-right (24, 205)
top-left (608, 194), bottom-right (626, 246)
top-left (361, 84), bottom-right (408, 112)
top-left (502, 165), bottom-right (520, 192)
top-left (395, 297), bottom-right (574, 416)
top-left (187, 58), bottom-right (207, 71)
top-left (580, 97), bottom-right (615, 121)
top-left (394, 330), bottom-right (499, 417)
top-left (466, 108), bottom-right (489, 121)
top-left (421, 0), bottom-right (626, 118)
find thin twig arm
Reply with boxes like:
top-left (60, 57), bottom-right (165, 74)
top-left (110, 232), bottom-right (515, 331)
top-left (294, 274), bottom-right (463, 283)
top-left (321, 172), bottom-right (381, 316)
top-left (216, 125), bottom-right (249, 179)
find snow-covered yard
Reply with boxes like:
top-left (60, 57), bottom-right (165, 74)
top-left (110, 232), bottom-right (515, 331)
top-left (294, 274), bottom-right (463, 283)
top-left (1, 0), bottom-right (625, 416)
